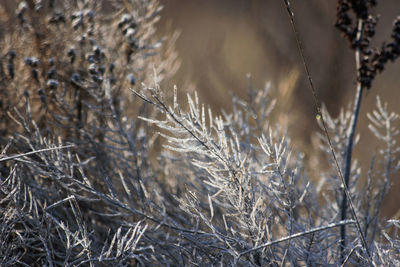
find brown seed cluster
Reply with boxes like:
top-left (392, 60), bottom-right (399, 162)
top-left (336, 0), bottom-right (400, 88)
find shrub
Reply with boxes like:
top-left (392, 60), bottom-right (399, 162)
top-left (0, 0), bottom-right (399, 266)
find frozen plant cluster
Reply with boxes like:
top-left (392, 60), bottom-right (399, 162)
top-left (0, 0), bottom-right (399, 266)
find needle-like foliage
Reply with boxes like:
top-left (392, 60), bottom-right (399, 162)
top-left (0, 0), bottom-right (399, 266)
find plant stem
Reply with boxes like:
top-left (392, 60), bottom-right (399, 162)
top-left (340, 18), bottom-right (365, 263)
top-left (281, 3), bottom-right (372, 264)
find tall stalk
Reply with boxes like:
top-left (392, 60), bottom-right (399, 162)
top-left (340, 18), bottom-right (364, 263)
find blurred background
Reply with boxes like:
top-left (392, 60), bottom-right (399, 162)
top-left (157, 0), bottom-right (400, 218)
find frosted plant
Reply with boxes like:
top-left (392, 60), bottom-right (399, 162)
top-left (133, 80), bottom-right (398, 265)
top-left (0, 0), bottom-right (399, 266)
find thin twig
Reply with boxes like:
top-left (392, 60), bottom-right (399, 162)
top-left (341, 244), bottom-right (361, 267)
top-left (0, 144), bottom-right (75, 162)
top-left (281, 1), bottom-right (373, 265)
top-left (237, 220), bottom-right (355, 259)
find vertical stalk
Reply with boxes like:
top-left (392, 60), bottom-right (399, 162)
top-left (281, 2), bottom-right (372, 263)
top-left (340, 18), bottom-right (364, 263)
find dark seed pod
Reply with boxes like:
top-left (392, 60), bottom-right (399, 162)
top-left (92, 75), bottom-right (103, 83)
top-left (8, 50), bottom-right (16, 60)
top-left (7, 50), bottom-right (16, 79)
top-left (47, 79), bottom-right (59, 89)
top-left (24, 57), bottom-right (33, 66)
top-left (67, 48), bottom-right (76, 64)
top-left (93, 46), bottom-right (101, 57)
top-left (88, 63), bottom-right (97, 74)
top-left (47, 67), bottom-right (57, 79)
top-left (70, 73), bottom-right (82, 85)
top-left (7, 63), bottom-right (15, 79)
top-left (127, 74), bottom-right (136, 85)
top-left (67, 47), bottom-right (75, 57)
top-left (108, 63), bottom-right (115, 73)
top-left (86, 53), bottom-right (95, 63)
top-left (31, 57), bottom-right (39, 67)
top-left (118, 14), bottom-right (131, 28)
top-left (37, 88), bottom-right (46, 104)
top-left (98, 65), bottom-right (105, 75)
top-left (31, 69), bottom-right (39, 82)
top-left (129, 21), bottom-right (137, 30)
